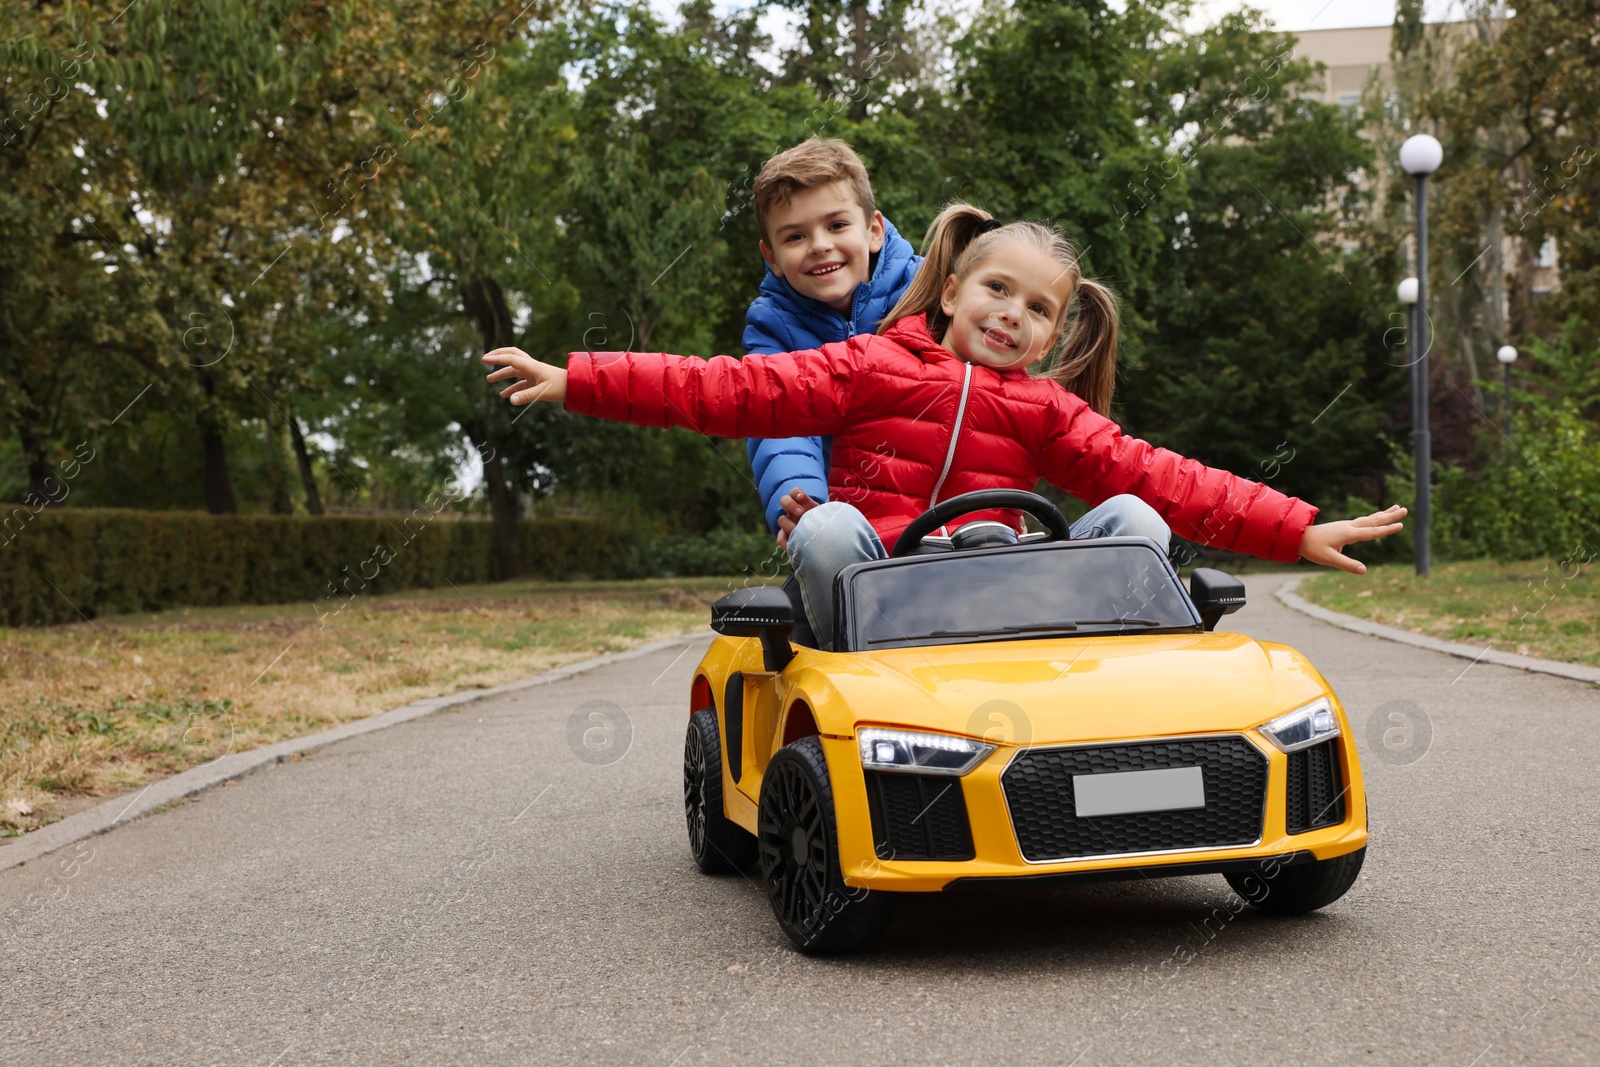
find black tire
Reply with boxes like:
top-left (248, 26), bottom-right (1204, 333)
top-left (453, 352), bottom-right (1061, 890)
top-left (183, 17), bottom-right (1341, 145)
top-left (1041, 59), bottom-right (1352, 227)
top-left (684, 708), bottom-right (758, 874)
top-left (1226, 847), bottom-right (1366, 916)
top-left (757, 736), bottom-right (897, 955)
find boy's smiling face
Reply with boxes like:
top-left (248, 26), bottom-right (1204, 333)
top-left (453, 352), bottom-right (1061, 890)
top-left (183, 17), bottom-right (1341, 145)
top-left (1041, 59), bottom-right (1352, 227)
top-left (760, 182), bottom-right (885, 313)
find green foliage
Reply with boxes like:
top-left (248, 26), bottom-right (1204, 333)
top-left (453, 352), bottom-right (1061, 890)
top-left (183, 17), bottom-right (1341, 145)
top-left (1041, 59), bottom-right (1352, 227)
top-left (1345, 325), bottom-right (1600, 563)
top-left (626, 525), bottom-right (788, 579)
top-left (1111, 9), bottom-right (1407, 508)
top-left (770, 0), bottom-right (921, 119)
top-left (940, 0), bottom-right (1170, 317)
top-left (1434, 3), bottom-right (1600, 350)
top-left (1430, 323), bottom-right (1600, 560)
top-left (487, 3), bottom-right (808, 531)
top-left (0, 6), bottom-right (167, 497)
top-left (0, 508), bottom-right (638, 626)
top-left (1432, 402), bottom-right (1600, 560)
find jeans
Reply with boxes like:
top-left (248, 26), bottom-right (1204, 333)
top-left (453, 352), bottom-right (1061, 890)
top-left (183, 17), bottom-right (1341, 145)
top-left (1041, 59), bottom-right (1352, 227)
top-left (787, 495), bottom-right (1172, 650)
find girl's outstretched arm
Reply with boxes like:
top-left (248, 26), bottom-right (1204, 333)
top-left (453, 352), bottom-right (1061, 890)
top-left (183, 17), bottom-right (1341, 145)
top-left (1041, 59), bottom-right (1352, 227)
top-left (1039, 395), bottom-right (1317, 562)
top-left (1039, 392), bottom-right (1406, 569)
top-left (483, 343), bottom-right (859, 440)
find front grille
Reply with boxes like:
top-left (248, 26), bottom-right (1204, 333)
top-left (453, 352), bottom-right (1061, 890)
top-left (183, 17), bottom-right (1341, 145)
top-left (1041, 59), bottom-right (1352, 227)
top-left (1286, 739), bottom-right (1345, 834)
top-left (1002, 737), bottom-right (1267, 862)
top-left (865, 772), bottom-right (975, 860)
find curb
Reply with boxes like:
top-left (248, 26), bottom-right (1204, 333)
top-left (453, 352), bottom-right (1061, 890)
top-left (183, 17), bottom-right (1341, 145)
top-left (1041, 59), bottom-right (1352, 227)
top-left (0, 632), bottom-right (708, 874)
top-left (1275, 576), bottom-right (1600, 687)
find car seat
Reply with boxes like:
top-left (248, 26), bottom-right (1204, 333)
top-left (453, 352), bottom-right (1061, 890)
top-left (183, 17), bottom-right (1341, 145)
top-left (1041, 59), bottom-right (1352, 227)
top-left (781, 574), bottom-right (820, 649)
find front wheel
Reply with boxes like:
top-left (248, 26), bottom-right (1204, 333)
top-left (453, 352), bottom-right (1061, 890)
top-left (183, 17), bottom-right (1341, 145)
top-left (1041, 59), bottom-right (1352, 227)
top-left (684, 708), bottom-right (757, 873)
top-left (758, 736), bottom-right (896, 954)
top-left (1225, 847), bottom-right (1366, 915)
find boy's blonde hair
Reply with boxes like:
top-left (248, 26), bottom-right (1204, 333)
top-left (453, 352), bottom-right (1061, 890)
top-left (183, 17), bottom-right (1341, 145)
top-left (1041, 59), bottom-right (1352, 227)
top-left (753, 138), bottom-right (877, 244)
top-left (881, 203), bottom-right (1121, 417)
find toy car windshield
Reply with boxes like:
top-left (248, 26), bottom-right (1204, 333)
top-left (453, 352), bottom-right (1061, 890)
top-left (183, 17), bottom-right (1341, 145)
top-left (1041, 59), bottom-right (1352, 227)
top-left (841, 540), bottom-right (1202, 651)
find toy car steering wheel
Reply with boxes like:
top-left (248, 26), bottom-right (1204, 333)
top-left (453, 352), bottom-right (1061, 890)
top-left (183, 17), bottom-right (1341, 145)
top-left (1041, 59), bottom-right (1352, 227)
top-left (891, 489), bottom-right (1072, 558)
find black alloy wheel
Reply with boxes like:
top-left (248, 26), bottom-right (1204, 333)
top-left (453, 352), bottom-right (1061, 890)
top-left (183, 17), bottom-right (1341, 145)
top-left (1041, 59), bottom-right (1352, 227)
top-left (683, 708), bottom-right (757, 873)
top-left (757, 736), bottom-right (896, 954)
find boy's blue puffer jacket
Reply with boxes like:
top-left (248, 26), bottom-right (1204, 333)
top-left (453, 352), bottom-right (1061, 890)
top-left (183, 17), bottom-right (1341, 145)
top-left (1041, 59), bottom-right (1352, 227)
top-left (743, 214), bottom-right (922, 533)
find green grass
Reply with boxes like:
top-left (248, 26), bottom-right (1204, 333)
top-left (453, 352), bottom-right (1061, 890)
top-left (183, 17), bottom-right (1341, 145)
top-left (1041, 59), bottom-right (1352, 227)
top-left (1, 575), bottom-right (772, 834)
top-left (1297, 558), bottom-right (1598, 666)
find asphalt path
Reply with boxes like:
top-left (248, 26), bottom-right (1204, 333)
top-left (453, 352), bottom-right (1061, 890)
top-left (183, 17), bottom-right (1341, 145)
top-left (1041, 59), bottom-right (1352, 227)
top-left (3, 572), bottom-right (1596, 1066)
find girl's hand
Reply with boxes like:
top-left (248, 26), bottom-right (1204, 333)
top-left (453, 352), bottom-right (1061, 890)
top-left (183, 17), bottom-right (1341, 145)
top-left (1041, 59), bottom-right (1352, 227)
top-left (1298, 505), bottom-right (1407, 575)
top-left (483, 347), bottom-right (567, 405)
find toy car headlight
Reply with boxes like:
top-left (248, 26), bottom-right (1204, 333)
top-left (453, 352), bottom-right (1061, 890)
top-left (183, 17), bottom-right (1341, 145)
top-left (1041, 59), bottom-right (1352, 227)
top-left (1260, 697), bottom-right (1341, 753)
top-left (857, 728), bottom-right (995, 776)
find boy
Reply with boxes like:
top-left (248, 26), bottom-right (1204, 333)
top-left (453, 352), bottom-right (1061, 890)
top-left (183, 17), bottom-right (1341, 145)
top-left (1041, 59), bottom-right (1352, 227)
top-left (743, 138), bottom-right (921, 547)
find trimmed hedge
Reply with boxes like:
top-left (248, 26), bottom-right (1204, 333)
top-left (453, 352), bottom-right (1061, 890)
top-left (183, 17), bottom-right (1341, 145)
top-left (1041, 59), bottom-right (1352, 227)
top-left (632, 526), bottom-right (789, 580)
top-left (0, 508), bottom-right (638, 626)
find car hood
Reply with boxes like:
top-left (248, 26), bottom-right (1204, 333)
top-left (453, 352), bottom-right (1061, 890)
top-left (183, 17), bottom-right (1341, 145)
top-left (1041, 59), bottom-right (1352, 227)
top-left (797, 632), bottom-right (1332, 745)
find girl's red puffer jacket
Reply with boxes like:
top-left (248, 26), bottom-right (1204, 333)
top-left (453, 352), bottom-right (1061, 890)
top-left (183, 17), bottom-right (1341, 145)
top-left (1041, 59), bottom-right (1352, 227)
top-left (564, 313), bottom-right (1317, 559)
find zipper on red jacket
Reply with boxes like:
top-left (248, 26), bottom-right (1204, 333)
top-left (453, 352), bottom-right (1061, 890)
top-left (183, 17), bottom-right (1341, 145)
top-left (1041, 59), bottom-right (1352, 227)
top-left (927, 362), bottom-right (974, 536)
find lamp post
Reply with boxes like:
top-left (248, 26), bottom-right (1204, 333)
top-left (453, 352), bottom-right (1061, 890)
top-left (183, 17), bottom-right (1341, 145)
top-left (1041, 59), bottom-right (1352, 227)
top-left (1497, 344), bottom-right (1518, 448)
top-left (1398, 277), bottom-right (1419, 436)
top-left (1400, 133), bottom-right (1443, 577)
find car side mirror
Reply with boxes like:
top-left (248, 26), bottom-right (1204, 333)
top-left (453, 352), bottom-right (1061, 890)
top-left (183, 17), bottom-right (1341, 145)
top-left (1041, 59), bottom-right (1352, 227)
top-left (1189, 568), bottom-right (1246, 631)
top-left (710, 586), bottom-right (796, 672)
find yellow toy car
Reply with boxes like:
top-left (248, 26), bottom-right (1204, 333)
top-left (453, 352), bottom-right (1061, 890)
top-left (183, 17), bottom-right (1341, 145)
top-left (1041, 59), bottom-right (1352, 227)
top-left (682, 490), bottom-right (1367, 954)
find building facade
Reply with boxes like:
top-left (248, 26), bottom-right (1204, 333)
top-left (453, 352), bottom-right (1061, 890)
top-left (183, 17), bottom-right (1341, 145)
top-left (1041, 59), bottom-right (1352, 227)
top-left (1291, 20), bottom-right (1560, 300)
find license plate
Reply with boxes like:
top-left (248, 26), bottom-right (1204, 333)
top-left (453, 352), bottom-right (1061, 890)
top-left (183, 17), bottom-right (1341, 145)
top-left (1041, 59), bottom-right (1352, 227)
top-left (1073, 766), bottom-right (1206, 818)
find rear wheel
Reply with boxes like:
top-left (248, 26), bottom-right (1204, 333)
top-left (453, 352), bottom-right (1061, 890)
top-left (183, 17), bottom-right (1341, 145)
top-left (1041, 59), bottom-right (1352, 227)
top-left (1226, 847), bottom-right (1366, 915)
top-left (758, 736), bottom-right (896, 954)
top-left (684, 708), bottom-right (757, 873)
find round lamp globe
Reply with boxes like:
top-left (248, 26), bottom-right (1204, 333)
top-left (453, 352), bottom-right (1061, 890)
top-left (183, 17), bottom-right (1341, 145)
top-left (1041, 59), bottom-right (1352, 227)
top-left (1400, 134), bottom-right (1444, 175)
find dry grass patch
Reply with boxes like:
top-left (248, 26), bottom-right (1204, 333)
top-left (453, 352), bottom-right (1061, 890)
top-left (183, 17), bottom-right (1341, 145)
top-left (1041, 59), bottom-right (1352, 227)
top-left (1298, 558), bottom-right (1598, 666)
top-left (1, 576), bottom-right (765, 835)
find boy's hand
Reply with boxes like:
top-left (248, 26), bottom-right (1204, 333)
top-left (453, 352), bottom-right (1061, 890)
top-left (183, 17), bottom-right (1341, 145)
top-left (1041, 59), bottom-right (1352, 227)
top-left (775, 488), bottom-right (822, 551)
top-left (483, 347), bottom-right (567, 405)
top-left (1299, 505), bottom-right (1407, 575)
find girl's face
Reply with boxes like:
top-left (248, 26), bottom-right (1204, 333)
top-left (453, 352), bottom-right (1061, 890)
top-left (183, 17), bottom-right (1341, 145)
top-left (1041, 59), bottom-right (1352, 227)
top-left (938, 238), bottom-right (1074, 371)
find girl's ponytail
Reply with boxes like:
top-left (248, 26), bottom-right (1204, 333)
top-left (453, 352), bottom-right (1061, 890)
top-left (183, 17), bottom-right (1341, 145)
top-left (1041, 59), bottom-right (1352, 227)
top-left (1049, 278), bottom-right (1119, 417)
top-left (879, 203), bottom-right (994, 338)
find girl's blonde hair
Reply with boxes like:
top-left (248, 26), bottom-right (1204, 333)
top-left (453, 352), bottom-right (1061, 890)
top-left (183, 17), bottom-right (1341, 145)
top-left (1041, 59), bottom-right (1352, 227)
top-left (879, 203), bottom-right (1120, 416)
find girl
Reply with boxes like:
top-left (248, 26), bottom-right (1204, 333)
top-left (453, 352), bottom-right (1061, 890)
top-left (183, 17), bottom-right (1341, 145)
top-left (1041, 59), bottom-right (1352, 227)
top-left (484, 204), bottom-right (1405, 648)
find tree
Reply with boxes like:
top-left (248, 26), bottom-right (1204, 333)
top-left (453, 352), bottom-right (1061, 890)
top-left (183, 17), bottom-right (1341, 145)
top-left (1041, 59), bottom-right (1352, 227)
top-left (1367, 0), bottom-right (1501, 420)
top-left (354, 14), bottom-right (580, 576)
top-left (1433, 1), bottom-right (1600, 355)
top-left (770, 0), bottom-right (923, 123)
top-left (2, 0), bottom-right (551, 522)
top-left (934, 0), bottom-right (1175, 330)
top-left (0, 8), bottom-right (167, 502)
top-left (73, 0), bottom-right (374, 512)
top-left (1108, 7), bottom-right (1408, 507)
top-left (497, 2), bottom-right (819, 533)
